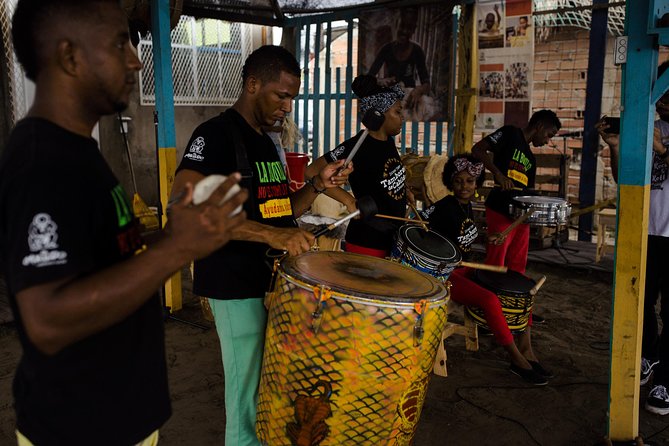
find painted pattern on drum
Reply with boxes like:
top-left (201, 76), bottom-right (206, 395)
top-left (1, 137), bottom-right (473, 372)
top-left (256, 254), bottom-right (448, 446)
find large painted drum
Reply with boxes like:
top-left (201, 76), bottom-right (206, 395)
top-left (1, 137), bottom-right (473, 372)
top-left (509, 196), bottom-right (572, 226)
top-left (257, 251), bottom-right (449, 446)
top-left (466, 269), bottom-right (536, 333)
top-left (390, 224), bottom-right (462, 283)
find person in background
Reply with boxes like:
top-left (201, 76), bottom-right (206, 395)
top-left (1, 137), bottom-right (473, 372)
top-left (306, 74), bottom-right (407, 258)
top-left (0, 1), bottom-right (247, 445)
top-left (597, 62), bottom-right (669, 414)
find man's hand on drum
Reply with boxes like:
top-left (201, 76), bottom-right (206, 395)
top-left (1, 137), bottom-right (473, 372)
top-left (317, 159), bottom-right (353, 189)
top-left (268, 227), bottom-right (316, 256)
top-left (494, 171), bottom-right (515, 190)
top-left (488, 232), bottom-right (507, 246)
top-left (166, 174), bottom-right (248, 259)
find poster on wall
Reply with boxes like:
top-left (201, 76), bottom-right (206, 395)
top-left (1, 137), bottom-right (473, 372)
top-left (358, 3), bottom-right (454, 122)
top-left (476, 0), bottom-right (533, 131)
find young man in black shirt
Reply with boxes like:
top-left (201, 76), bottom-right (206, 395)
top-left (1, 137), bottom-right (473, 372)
top-left (472, 109), bottom-right (561, 273)
top-left (0, 1), bottom-right (248, 445)
top-left (172, 45), bottom-right (351, 445)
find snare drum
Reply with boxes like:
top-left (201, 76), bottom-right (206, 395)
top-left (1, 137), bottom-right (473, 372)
top-left (257, 251), bottom-right (449, 446)
top-left (390, 224), bottom-right (462, 283)
top-left (466, 269), bottom-right (535, 332)
top-left (509, 196), bottom-right (571, 226)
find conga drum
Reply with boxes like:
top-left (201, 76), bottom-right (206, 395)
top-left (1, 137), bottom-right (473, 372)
top-left (257, 251), bottom-right (449, 446)
top-left (466, 269), bottom-right (535, 332)
top-left (390, 224), bottom-right (462, 283)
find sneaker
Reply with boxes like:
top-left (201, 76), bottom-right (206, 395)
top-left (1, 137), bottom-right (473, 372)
top-left (510, 363), bottom-right (548, 386)
top-left (641, 358), bottom-right (660, 386)
top-left (528, 360), bottom-right (554, 379)
top-left (645, 384), bottom-right (669, 415)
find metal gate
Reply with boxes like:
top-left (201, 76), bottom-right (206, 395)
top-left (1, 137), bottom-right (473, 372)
top-left (290, 7), bottom-right (458, 161)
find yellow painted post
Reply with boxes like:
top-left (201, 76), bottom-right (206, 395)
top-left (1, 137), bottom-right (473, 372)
top-left (158, 147), bottom-right (182, 311)
top-left (453, 2), bottom-right (477, 155)
top-left (608, 186), bottom-right (650, 439)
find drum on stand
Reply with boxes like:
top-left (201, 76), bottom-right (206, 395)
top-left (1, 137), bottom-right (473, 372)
top-left (466, 269), bottom-right (536, 332)
top-left (509, 196), bottom-right (571, 226)
top-left (390, 224), bottom-right (462, 283)
top-left (257, 251), bottom-right (449, 446)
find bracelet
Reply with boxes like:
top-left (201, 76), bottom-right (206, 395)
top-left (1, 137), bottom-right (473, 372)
top-left (306, 177), bottom-right (326, 194)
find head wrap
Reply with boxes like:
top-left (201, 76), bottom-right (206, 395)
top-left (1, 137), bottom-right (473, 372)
top-left (359, 83), bottom-right (405, 117)
top-left (453, 157), bottom-right (484, 179)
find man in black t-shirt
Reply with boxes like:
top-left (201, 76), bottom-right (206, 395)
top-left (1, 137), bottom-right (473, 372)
top-left (472, 109), bottom-right (561, 273)
top-left (172, 45), bottom-right (351, 446)
top-left (0, 2), bottom-right (248, 445)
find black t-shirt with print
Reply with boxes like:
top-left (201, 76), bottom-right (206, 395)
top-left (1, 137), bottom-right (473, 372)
top-left (0, 118), bottom-right (170, 445)
top-left (422, 195), bottom-right (479, 262)
top-left (483, 125), bottom-right (536, 217)
top-left (325, 131), bottom-right (407, 251)
top-left (177, 109), bottom-right (296, 299)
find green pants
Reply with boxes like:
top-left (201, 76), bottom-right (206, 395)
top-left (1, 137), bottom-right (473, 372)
top-left (209, 298), bottom-right (267, 446)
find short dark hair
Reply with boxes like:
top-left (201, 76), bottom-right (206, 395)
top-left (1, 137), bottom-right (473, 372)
top-left (528, 109), bottom-right (562, 131)
top-left (12, 0), bottom-right (116, 81)
top-left (242, 45), bottom-right (301, 84)
top-left (442, 154), bottom-right (485, 190)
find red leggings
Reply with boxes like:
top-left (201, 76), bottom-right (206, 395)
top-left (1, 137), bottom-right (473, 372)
top-left (485, 207), bottom-right (529, 274)
top-left (450, 267), bottom-right (514, 346)
top-left (343, 241), bottom-right (388, 258)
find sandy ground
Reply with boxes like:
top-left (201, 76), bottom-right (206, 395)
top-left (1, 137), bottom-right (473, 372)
top-left (1, 259), bottom-right (669, 446)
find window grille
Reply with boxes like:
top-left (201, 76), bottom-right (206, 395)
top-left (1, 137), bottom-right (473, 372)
top-left (1, 0), bottom-right (27, 124)
top-left (139, 15), bottom-right (252, 106)
top-left (533, 0), bottom-right (626, 37)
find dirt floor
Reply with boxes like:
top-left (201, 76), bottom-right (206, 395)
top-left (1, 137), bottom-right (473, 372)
top-left (1, 254), bottom-right (669, 445)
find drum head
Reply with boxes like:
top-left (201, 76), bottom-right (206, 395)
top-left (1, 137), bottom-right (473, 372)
top-left (280, 251), bottom-right (447, 303)
top-left (473, 269), bottom-right (535, 294)
top-left (399, 225), bottom-right (462, 264)
top-left (513, 196), bottom-right (566, 206)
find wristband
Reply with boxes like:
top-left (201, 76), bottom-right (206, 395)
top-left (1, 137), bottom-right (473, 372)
top-left (306, 177), bottom-right (326, 194)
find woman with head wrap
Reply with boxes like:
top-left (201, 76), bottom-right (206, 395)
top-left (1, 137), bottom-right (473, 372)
top-left (305, 74), bottom-right (407, 257)
top-left (422, 154), bottom-right (551, 385)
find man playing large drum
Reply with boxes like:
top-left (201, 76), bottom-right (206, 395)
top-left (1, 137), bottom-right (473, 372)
top-left (171, 46), bottom-right (351, 445)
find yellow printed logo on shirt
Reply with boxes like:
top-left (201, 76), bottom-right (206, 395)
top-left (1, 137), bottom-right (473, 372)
top-left (507, 169), bottom-right (528, 186)
top-left (259, 198), bottom-right (293, 219)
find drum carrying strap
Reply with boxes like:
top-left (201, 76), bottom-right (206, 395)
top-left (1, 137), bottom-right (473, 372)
top-left (413, 300), bottom-right (429, 347)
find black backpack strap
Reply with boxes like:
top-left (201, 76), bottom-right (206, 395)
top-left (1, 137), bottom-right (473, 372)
top-left (224, 116), bottom-right (256, 211)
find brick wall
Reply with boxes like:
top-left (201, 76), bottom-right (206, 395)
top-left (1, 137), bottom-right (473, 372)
top-left (532, 27), bottom-right (622, 202)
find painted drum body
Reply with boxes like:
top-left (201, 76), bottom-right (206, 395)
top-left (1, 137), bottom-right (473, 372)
top-left (257, 251), bottom-right (449, 446)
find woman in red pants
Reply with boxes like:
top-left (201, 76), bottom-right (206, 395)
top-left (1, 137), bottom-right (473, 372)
top-left (422, 154), bottom-right (551, 385)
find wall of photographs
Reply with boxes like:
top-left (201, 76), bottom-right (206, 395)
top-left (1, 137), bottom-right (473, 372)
top-left (476, 0), bottom-right (533, 131)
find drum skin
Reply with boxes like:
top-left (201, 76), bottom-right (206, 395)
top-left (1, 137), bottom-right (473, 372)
top-left (466, 269), bottom-right (535, 333)
top-left (256, 251), bottom-right (449, 446)
top-left (391, 224), bottom-right (462, 283)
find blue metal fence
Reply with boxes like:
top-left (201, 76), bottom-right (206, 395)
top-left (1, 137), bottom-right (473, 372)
top-left (289, 7), bottom-right (457, 161)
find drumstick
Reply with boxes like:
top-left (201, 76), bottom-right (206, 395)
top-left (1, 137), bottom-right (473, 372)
top-left (530, 275), bottom-right (547, 296)
top-left (495, 208), bottom-right (536, 240)
top-left (569, 198), bottom-right (615, 218)
top-left (408, 202), bottom-right (429, 231)
top-left (459, 261), bottom-right (507, 273)
top-left (376, 214), bottom-right (430, 225)
top-left (335, 129), bottom-right (368, 175)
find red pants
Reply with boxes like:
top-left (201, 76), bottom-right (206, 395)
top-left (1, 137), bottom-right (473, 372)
top-left (344, 241), bottom-right (388, 258)
top-left (450, 267), bottom-right (514, 346)
top-left (485, 207), bottom-right (529, 274)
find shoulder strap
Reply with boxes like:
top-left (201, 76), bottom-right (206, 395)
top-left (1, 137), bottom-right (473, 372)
top-left (223, 113), bottom-right (256, 209)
